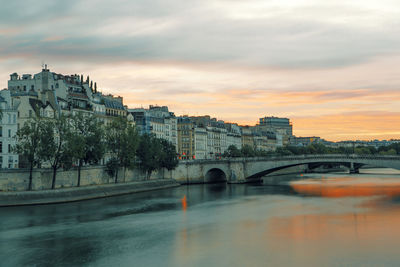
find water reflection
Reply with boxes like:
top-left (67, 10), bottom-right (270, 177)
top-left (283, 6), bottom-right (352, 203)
top-left (2, 170), bottom-right (400, 266)
top-left (291, 176), bottom-right (400, 198)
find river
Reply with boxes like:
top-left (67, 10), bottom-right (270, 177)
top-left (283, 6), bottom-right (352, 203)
top-left (1, 168), bottom-right (400, 267)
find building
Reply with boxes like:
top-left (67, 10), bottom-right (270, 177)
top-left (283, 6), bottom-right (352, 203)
top-left (177, 116), bottom-right (209, 160)
top-left (129, 105), bottom-right (178, 149)
top-left (189, 116), bottom-right (228, 159)
top-left (7, 67), bottom-right (130, 168)
top-left (290, 136), bottom-right (321, 146)
top-left (0, 90), bottom-right (19, 168)
top-left (177, 116), bottom-right (195, 160)
top-left (240, 126), bottom-right (255, 149)
top-left (8, 67), bottom-right (127, 124)
top-left (225, 123), bottom-right (242, 150)
top-left (239, 125), bottom-right (278, 151)
top-left (194, 127), bottom-right (207, 160)
top-left (129, 108), bottom-right (152, 134)
top-left (254, 131), bottom-right (277, 151)
top-left (258, 116), bottom-right (293, 136)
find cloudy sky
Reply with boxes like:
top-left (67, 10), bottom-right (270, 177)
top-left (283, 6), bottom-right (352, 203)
top-left (1, 0), bottom-right (400, 141)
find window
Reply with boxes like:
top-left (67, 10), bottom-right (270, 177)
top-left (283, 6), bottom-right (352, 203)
top-left (23, 85), bottom-right (26, 91)
top-left (8, 114), bottom-right (11, 123)
top-left (31, 85), bottom-right (34, 90)
top-left (0, 126), bottom-right (2, 137)
top-left (8, 129), bottom-right (11, 137)
top-left (13, 114), bottom-right (16, 123)
top-left (0, 142), bottom-right (2, 153)
top-left (8, 144), bottom-right (11, 153)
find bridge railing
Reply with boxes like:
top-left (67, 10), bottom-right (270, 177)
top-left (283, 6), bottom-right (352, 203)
top-left (179, 154), bottom-right (400, 164)
top-left (244, 154), bottom-right (400, 162)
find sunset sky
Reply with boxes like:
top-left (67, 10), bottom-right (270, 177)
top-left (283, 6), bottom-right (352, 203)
top-left (1, 0), bottom-right (400, 141)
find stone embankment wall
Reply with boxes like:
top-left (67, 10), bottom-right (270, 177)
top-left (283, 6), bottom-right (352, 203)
top-left (0, 166), bottom-right (164, 191)
top-left (0, 179), bottom-right (180, 207)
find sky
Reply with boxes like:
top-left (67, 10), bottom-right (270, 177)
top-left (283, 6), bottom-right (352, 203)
top-left (1, 0), bottom-right (400, 141)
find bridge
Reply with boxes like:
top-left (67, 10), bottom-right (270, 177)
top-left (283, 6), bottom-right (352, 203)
top-left (167, 154), bottom-right (400, 184)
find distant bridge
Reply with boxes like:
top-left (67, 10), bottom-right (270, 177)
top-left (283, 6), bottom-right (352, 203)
top-left (167, 154), bottom-right (400, 184)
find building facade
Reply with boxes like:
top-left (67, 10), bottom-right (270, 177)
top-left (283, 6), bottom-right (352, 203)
top-left (258, 116), bottom-right (293, 136)
top-left (0, 90), bottom-right (19, 168)
top-left (225, 123), bottom-right (242, 150)
top-left (129, 105), bottom-right (178, 150)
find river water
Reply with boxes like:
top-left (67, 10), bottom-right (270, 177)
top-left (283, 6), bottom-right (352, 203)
top-left (2, 168), bottom-right (400, 267)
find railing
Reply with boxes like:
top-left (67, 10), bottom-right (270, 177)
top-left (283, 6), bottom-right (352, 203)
top-left (179, 154), bottom-right (400, 164)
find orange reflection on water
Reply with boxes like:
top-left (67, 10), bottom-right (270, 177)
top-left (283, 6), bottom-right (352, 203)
top-left (291, 177), bottom-right (400, 198)
top-left (268, 207), bottom-right (400, 248)
top-left (171, 180), bottom-right (400, 266)
top-left (181, 195), bottom-right (187, 211)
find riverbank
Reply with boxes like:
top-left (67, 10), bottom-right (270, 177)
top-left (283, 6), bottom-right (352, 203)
top-left (0, 179), bottom-right (180, 207)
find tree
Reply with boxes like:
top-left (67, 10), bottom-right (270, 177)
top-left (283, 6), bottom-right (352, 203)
top-left (40, 115), bottom-right (73, 189)
top-left (159, 139), bottom-right (178, 171)
top-left (241, 145), bottom-right (256, 157)
top-left (106, 117), bottom-right (139, 183)
top-left (379, 148), bottom-right (396, 155)
top-left (355, 146), bottom-right (372, 155)
top-left (136, 135), bottom-right (178, 179)
top-left (13, 117), bottom-right (46, 190)
top-left (224, 145), bottom-right (242, 158)
top-left (68, 113), bottom-right (105, 187)
top-left (338, 146), bottom-right (353, 155)
top-left (255, 149), bottom-right (270, 157)
top-left (380, 143), bottom-right (400, 155)
top-left (275, 146), bottom-right (293, 156)
top-left (136, 134), bottom-right (161, 179)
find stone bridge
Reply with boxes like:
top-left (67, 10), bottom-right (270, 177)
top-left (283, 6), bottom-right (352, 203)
top-left (167, 154), bottom-right (400, 184)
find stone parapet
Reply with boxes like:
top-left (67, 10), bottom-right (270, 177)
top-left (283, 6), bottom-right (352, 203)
top-left (0, 179), bottom-right (179, 207)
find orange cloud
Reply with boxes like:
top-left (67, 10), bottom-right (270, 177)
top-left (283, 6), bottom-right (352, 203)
top-left (2, 54), bottom-right (400, 141)
top-left (292, 111), bottom-right (400, 141)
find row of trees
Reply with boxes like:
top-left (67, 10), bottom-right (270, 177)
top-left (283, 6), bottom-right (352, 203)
top-left (14, 114), bottom-right (178, 191)
top-left (223, 143), bottom-right (400, 158)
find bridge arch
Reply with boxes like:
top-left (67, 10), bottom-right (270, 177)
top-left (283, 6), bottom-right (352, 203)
top-left (173, 155), bottom-right (400, 184)
top-left (246, 162), bottom-right (314, 180)
top-left (205, 168), bottom-right (227, 183)
top-left (244, 155), bottom-right (400, 182)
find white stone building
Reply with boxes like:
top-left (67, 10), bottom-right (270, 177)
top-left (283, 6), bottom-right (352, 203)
top-left (8, 67), bottom-right (130, 168)
top-left (194, 127), bottom-right (207, 160)
top-left (225, 123), bottom-right (242, 150)
top-left (206, 125), bottom-right (227, 159)
top-left (0, 90), bottom-right (19, 169)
